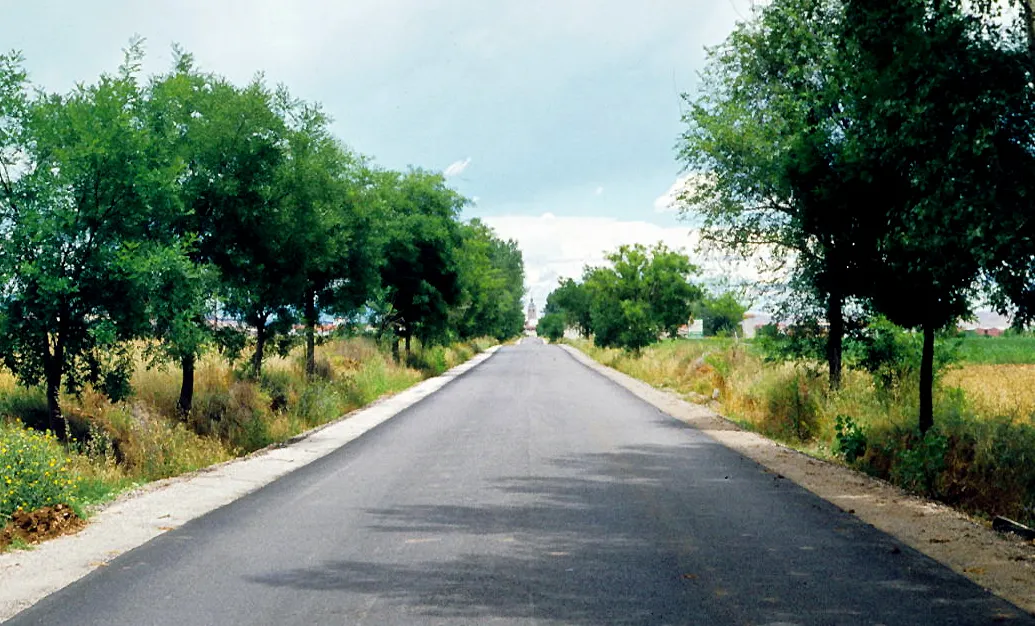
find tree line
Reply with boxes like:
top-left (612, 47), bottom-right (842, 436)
top-left (680, 0), bottom-right (1035, 432)
top-left (537, 243), bottom-right (747, 350)
top-left (0, 41), bottom-right (526, 429)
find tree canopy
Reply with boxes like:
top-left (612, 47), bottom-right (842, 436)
top-left (0, 41), bottom-right (527, 427)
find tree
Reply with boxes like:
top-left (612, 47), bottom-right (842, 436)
top-left (370, 168), bottom-right (465, 356)
top-left (678, 0), bottom-right (874, 390)
top-left (453, 219), bottom-right (526, 341)
top-left (274, 102), bottom-right (379, 379)
top-left (583, 243), bottom-right (702, 352)
top-left (146, 51), bottom-right (289, 393)
top-left (544, 278), bottom-right (592, 338)
top-left (842, 0), bottom-right (1035, 432)
top-left (693, 291), bottom-right (748, 337)
top-left (536, 313), bottom-right (566, 342)
top-left (0, 44), bottom-right (181, 428)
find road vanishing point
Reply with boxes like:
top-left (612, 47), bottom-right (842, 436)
top-left (5, 341), bottom-right (1031, 625)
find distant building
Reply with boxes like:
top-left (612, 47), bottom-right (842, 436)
top-left (525, 299), bottom-right (539, 331)
top-left (740, 313), bottom-right (772, 339)
top-left (958, 311), bottom-right (1011, 336)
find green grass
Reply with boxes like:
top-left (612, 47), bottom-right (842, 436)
top-left (956, 335), bottom-right (1035, 364)
top-left (0, 335), bottom-right (497, 540)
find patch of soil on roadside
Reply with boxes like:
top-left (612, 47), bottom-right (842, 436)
top-left (0, 505), bottom-right (85, 551)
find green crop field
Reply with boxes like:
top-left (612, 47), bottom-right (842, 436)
top-left (955, 335), bottom-right (1035, 365)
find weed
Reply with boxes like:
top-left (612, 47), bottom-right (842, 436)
top-left (834, 415), bottom-right (867, 463)
top-left (0, 422), bottom-right (82, 522)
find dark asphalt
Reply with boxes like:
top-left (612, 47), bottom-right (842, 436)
top-left (6, 342), bottom-right (1031, 625)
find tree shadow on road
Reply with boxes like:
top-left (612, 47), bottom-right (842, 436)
top-left (248, 444), bottom-right (1029, 625)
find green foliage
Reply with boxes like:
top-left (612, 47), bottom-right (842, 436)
top-left (891, 430), bottom-right (949, 497)
top-left (453, 219), bottom-right (526, 341)
top-left (544, 278), bottom-right (592, 338)
top-left (582, 243), bottom-right (702, 352)
top-left (693, 291), bottom-right (748, 337)
top-left (370, 168), bottom-right (466, 350)
top-left (755, 321), bottom-right (826, 364)
top-left (536, 313), bottom-right (566, 342)
top-left (847, 318), bottom-right (959, 396)
top-left (680, 0), bottom-right (1035, 432)
top-left (0, 422), bottom-right (81, 522)
top-left (0, 43), bottom-right (185, 427)
top-left (834, 415), bottom-right (867, 464)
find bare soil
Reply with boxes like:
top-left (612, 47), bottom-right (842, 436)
top-left (0, 505), bottom-right (85, 551)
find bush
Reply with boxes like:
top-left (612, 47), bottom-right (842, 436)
top-left (259, 368), bottom-right (299, 413)
top-left (0, 422), bottom-right (81, 522)
top-left (845, 317), bottom-right (959, 396)
top-left (537, 313), bottom-right (566, 342)
top-left (834, 415), bottom-right (867, 463)
top-left (891, 429), bottom-right (949, 496)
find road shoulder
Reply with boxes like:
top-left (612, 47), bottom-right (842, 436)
top-left (560, 343), bottom-right (1035, 616)
top-left (0, 346), bottom-right (499, 623)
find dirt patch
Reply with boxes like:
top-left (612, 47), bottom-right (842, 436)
top-left (0, 505), bottom-right (85, 551)
top-left (562, 345), bottom-right (1035, 616)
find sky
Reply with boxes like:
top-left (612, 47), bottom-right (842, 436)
top-left (1, 0), bottom-right (758, 308)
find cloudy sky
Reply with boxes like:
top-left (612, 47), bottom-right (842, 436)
top-left (2, 0), bottom-right (756, 307)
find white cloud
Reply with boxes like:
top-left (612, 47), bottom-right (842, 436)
top-left (653, 175), bottom-right (690, 212)
top-left (482, 213), bottom-right (766, 307)
top-left (443, 157), bottom-right (472, 177)
top-left (594, 186), bottom-right (604, 196)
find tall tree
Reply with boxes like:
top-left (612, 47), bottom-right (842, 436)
top-left (146, 50), bottom-right (287, 397)
top-left (370, 168), bottom-right (465, 356)
top-left (544, 278), bottom-right (592, 338)
top-left (679, 0), bottom-right (873, 389)
top-left (583, 243), bottom-right (702, 352)
top-left (0, 44), bottom-right (181, 428)
top-left (843, 0), bottom-right (1035, 432)
top-left (453, 219), bottom-right (526, 341)
top-left (274, 102), bottom-right (378, 379)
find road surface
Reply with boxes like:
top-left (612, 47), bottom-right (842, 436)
top-left (6, 342), bottom-right (1031, 625)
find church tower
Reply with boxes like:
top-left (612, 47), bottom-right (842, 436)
top-left (525, 299), bottom-right (538, 329)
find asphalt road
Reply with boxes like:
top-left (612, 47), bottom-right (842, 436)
top-left (6, 342), bottom-right (1031, 625)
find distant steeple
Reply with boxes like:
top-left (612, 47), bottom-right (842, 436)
top-left (526, 298), bottom-right (538, 328)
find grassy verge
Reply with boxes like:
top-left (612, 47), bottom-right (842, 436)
top-left (0, 336), bottom-right (495, 548)
top-left (569, 337), bottom-right (1035, 528)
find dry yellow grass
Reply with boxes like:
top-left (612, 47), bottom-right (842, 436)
top-left (943, 364), bottom-right (1035, 420)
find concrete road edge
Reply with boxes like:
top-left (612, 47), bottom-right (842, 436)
top-left (559, 343), bottom-right (1035, 616)
top-left (0, 345), bottom-right (501, 622)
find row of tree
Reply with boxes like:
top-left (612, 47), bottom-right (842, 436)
top-left (0, 41), bottom-right (526, 429)
top-left (537, 243), bottom-right (747, 350)
top-left (680, 0), bottom-right (1035, 432)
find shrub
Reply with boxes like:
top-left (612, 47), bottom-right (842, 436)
top-left (259, 367), bottom-right (299, 413)
top-left (758, 368), bottom-right (822, 442)
top-left (0, 422), bottom-right (81, 522)
top-left (834, 415), bottom-right (867, 463)
top-left (891, 429), bottom-right (949, 496)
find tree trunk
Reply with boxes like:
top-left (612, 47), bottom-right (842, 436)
top-left (305, 287), bottom-right (316, 380)
top-left (391, 338), bottom-right (400, 362)
top-left (45, 365), bottom-right (62, 435)
top-left (42, 336), bottom-right (63, 434)
top-left (919, 323), bottom-right (935, 434)
top-left (177, 353), bottom-right (195, 417)
top-left (252, 323), bottom-right (267, 378)
top-left (826, 291), bottom-right (844, 391)
top-left (404, 334), bottom-right (411, 356)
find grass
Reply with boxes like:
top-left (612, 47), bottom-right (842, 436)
top-left (570, 336), bottom-right (1035, 527)
top-left (956, 334), bottom-right (1035, 365)
top-left (0, 335), bottom-right (495, 549)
